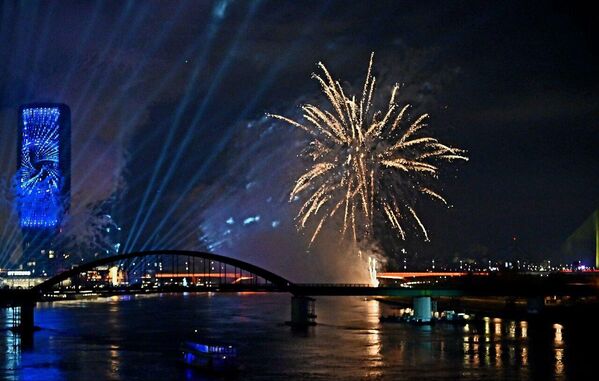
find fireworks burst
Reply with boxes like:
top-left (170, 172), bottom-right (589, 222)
top-left (268, 53), bottom-right (468, 245)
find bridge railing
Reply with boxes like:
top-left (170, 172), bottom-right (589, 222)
top-left (294, 283), bottom-right (373, 288)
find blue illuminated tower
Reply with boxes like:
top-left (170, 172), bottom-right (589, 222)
top-left (16, 103), bottom-right (71, 270)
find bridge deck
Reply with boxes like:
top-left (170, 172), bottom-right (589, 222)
top-left (2, 250), bottom-right (598, 305)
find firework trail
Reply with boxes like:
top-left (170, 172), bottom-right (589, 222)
top-left (269, 53), bottom-right (468, 245)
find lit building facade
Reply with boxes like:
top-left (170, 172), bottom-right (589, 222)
top-left (16, 103), bottom-right (71, 272)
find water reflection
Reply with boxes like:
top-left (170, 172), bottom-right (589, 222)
top-left (0, 295), bottom-right (595, 380)
top-left (554, 323), bottom-right (563, 344)
top-left (364, 299), bottom-right (382, 378)
top-left (109, 347), bottom-right (121, 378)
top-left (459, 316), bottom-right (575, 378)
top-left (553, 324), bottom-right (564, 379)
top-left (508, 321), bottom-right (516, 339)
top-left (555, 347), bottom-right (565, 378)
top-left (1, 308), bottom-right (21, 374)
top-left (521, 346), bottom-right (528, 367)
top-left (520, 320), bottom-right (528, 338)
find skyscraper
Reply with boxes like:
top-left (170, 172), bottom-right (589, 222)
top-left (16, 103), bottom-right (71, 271)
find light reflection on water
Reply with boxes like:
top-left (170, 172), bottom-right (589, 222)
top-left (0, 294), bottom-right (595, 380)
top-left (1, 309), bottom-right (21, 375)
top-left (364, 299), bottom-right (382, 379)
top-left (553, 323), bottom-right (564, 380)
top-left (521, 320), bottom-right (528, 338)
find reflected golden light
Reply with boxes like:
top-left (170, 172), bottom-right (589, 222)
top-left (508, 321), bottom-right (516, 339)
top-left (521, 347), bottom-right (528, 366)
top-left (364, 300), bottom-right (382, 378)
top-left (553, 323), bottom-right (564, 377)
top-left (520, 321), bottom-right (528, 338)
top-left (109, 348), bottom-right (120, 374)
top-left (463, 339), bottom-right (481, 367)
top-left (484, 342), bottom-right (491, 366)
top-left (473, 344), bottom-right (480, 367)
top-left (555, 348), bottom-right (564, 376)
top-left (463, 341), bottom-right (470, 360)
top-left (492, 318), bottom-right (502, 336)
top-left (236, 291), bottom-right (266, 296)
top-left (553, 323), bottom-right (563, 344)
top-left (495, 343), bottom-right (502, 366)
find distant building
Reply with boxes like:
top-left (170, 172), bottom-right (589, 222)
top-left (16, 103), bottom-right (71, 273)
top-left (0, 269), bottom-right (47, 289)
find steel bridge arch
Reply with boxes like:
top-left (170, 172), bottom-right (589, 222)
top-left (32, 250), bottom-right (295, 294)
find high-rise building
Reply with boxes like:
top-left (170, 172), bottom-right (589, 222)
top-left (16, 103), bottom-right (71, 272)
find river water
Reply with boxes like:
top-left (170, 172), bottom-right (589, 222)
top-left (0, 293), bottom-right (594, 380)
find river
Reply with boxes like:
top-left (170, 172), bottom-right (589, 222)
top-left (0, 293), bottom-right (595, 380)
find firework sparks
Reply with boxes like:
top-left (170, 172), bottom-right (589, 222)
top-left (269, 53), bottom-right (468, 245)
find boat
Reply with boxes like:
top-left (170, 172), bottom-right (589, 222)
top-left (411, 317), bottom-right (436, 326)
top-left (379, 314), bottom-right (406, 323)
top-left (438, 310), bottom-right (471, 325)
top-left (180, 340), bottom-right (238, 373)
top-left (380, 314), bottom-right (435, 325)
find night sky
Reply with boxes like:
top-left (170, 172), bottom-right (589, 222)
top-left (0, 0), bottom-right (597, 272)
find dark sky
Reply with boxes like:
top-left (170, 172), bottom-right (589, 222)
top-left (1, 0), bottom-right (597, 267)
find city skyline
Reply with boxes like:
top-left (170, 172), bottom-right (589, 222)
top-left (1, 2), bottom-right (598, 380)
top-left (0, 0), bottom-right (597, 275)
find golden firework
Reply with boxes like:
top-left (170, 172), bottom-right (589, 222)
top-left (269, 53), bottom-right (467, 245)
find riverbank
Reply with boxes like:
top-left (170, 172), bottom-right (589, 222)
top-left (375, 295), bottom-right (599, 323)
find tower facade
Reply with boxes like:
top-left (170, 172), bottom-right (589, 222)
top-left (16, 103), bottom-right (71, 271)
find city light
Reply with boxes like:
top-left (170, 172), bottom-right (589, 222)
top-left (0, 2), bottom-right (597, 380)
top-left (17, 107), bottom-right (65, 228)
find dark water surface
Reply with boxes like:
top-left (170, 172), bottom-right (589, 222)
top-left (0, 293), bottom-right (595, 380)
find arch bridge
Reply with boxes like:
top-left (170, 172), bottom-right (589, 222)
top-left (2, 250), bottom-right (307, 333)
top-left (34, 249), bottom-right (295, 295)
top-left (4, 250), bottom-right (599, 334)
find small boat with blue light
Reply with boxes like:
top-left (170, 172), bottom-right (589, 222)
top-left (180, 340), bottom-right (238, 373)
top-left (379, 314), bottom-right (405, 323)
top-left (438, 310), bottom-right (471, 325)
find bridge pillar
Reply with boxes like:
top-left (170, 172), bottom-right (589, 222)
top-left (413, 296), bottom-right (432, 323)
top-left (289, 296), bottom-right (316, 327)
top-left (13, 301), bottom-right (36, 334)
